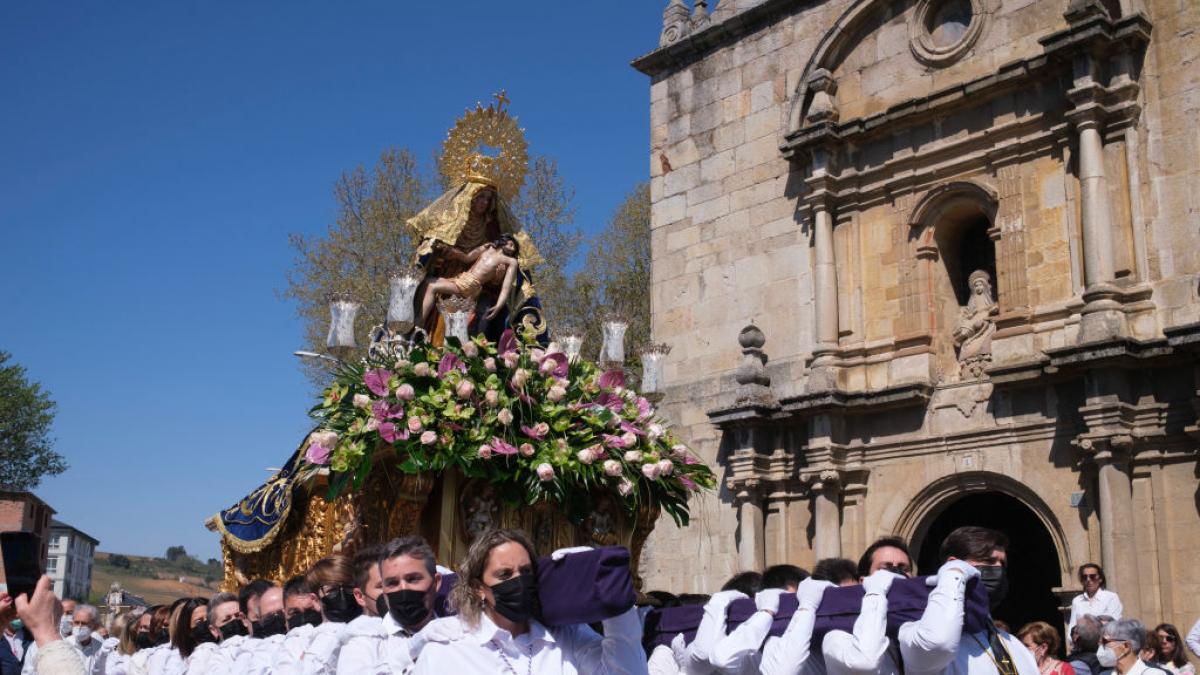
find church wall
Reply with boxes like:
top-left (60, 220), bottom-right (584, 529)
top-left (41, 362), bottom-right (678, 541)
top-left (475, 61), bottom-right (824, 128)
top-left (638, 0), bottom-right (1200, 612)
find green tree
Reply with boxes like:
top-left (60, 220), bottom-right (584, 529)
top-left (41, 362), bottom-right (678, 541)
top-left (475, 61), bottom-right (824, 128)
top-left (0, 351), bottom-right (66, 490)
top-left (109, 554), bottom-right (131, 569)
top-left (283, 148), bottom-right (431, 387)
top-left (165, 545), bottom-right (188, 562)
top-left (509, 156), bottom-right (581, 329)
top-left (566, 183), bottom-right (652, 366)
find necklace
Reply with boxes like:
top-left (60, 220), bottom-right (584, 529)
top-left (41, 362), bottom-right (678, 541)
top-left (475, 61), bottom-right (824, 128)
top-left (970, 631), bottom-right (1018, 675)
top-left (491, 637), bottom-right (533, 675)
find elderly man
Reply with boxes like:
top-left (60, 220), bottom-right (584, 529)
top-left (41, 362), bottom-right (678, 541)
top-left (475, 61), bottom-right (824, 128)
top-left (1099, 619), bottom-right (1155, 675)
top-left (21, 602), bottom-right (102, 675)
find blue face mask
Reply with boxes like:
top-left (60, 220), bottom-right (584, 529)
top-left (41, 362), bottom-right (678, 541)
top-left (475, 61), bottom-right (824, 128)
top-left (9, 620), bottom-right (23, 632)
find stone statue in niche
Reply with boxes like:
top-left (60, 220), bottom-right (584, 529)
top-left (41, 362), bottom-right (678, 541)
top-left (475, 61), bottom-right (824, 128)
top-left (953, 269), bottom-right (997, 379)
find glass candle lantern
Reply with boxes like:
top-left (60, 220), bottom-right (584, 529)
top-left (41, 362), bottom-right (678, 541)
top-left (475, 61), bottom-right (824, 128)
top-left (387, 270), bottom-right (421, 334)
top-left (326, 297), bottom-right (361, 359)
top-left (600, 318), bottom-right (628, 366)
top-left (438, 296), bottom-right (474, 345)
top-left (558, 328), bottom-right (584, 363)
top-left (639, 343), bottom-right (671, 394)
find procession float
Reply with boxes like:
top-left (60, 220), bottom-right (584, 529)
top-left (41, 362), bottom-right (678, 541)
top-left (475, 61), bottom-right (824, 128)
top-left (206, 96), bottom-right (715, 590)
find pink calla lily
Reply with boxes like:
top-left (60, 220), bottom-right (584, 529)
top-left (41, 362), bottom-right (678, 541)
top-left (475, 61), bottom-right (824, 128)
top-left (364, 369), bottom-right (391, 397)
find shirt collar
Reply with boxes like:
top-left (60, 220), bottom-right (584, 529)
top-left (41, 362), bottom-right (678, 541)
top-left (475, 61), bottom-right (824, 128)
top-left (471, 613), bottom-right (555, 648)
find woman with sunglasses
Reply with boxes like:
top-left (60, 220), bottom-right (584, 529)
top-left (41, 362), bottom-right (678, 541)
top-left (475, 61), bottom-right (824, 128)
top-left (1150, 624), bottom-right (1193, 675)
top-left (1068, 565), bottom-right (1123, 650)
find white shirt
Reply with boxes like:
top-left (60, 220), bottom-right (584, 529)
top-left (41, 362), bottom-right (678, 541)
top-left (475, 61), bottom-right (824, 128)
top-left (759, 601), bottom-right (826, 675)
top-left (1068, 589), bottom-right (1123, 643)
top-left (411, 607), bottom-right (646, 675)
top-left (272, 620), bottom-right (353, 674)
top-left (333, 615), bottom-right (389, 675)
top-left (145, 644), bottom-right (180, 675)
top-left (709, 610), bottom-right (779, 674)
top-left (22, 635), bottom-right (105, 675)
top-left (1187, 618), bottom-right (1200, 660)
top-left (4, 630), bottom-right (25, 662)
top-left (103, 650), bottom-right (131, 675)
top-left (682, 591), bottom-right (743, 675)
top-left (823, 586), bottom-right (893, 675)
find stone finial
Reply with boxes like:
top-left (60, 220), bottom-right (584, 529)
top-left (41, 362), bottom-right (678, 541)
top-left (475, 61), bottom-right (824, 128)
top-left (692, 0), bottom-right (711, 29)
top-left (735, 324), bottom-right (774, 404)
top-left (805, 69), bottom-right (840, 125)
top-left (660, 0), bottom-right (692, 48)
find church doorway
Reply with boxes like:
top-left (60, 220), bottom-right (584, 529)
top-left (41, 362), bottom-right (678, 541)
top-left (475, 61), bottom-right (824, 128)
top-left (913, 492), bottom-right (1064, 643)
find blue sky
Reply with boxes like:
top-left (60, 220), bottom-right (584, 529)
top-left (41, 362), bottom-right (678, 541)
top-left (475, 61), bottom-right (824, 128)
top-left (1, 2), bottom-right (663, 560)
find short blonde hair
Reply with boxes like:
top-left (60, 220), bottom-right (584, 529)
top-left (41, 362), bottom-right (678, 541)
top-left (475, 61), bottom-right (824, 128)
top-left (449, 528), bottom-right (538, 628)
top-left (1018, 621), bottom-right (1061, 654)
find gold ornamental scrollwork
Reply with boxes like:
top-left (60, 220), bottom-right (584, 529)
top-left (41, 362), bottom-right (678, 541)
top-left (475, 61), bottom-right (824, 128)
top-left (440, 92), bottom-right (529, 200)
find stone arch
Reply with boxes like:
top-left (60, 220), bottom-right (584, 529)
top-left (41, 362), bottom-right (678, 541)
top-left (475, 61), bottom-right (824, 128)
top-left (892, 470), bottom-right (1072, 579)
top-left (906, 180), bottom-right (999, 237)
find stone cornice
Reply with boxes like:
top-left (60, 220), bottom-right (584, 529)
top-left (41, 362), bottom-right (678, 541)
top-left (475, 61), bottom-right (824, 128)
top-left (779, 381), bottom-right (933, 414)
top-left (631, 0), bottom-right (817, 78)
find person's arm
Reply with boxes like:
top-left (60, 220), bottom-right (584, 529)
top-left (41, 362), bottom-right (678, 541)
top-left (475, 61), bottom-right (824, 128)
top-left (759, 578), bottom-right (833, 675)
top-left (1185, 618), bottom-right (1200, 659)
top-left (485, 259), bottom-right (519, 320)
top-left (682, 590), bottom-right (746, 674)
top-left (300, 624), bottom-right (352, 675)
top-left (897, 560), bottom-right (979, 675)
top-left (709, 589), bottom-right (786, 672)
top-left (823, 570), bottom-right (900, 675)
top-left (560, 607), bottom-right (647, 675)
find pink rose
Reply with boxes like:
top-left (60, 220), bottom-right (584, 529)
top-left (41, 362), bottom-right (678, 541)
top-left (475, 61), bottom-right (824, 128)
top-left (503, 352), bottom-right (519, 369)
top-left (657, 459), bottom-right (674, 476)
top-left (519, 443), bottom-right (535, 457)
top-left (618, 479), bottom-right (634, 496)
top-left (577, 449), bottom-right (596, 465)
top-left (484, 389), bottom-right (499, 406)
top-left (304, 443), bottom-right (332, 465)
top-left (511, 369), bottom-right (529, 389)
top-left (463, 342), bottom-right (479, 358)
top-left (407, 416), bottom-right (423, 433)
top-left (484, 357), bottom-right (497, 372)
top-left (547, 386), bottom-right (566, 403)
top-left (310, 431), bottom-right (339, 448)
top-left (621, 431), bottom-right (637, 447)
top-left (497, 409), bottom-right (513, 426)
top-left (671, 444), bottom-right (688, 458)
top-left (365, 418), bottom-right (380, 432)
top-left (353, 393), bottom-right (371, 408)
top-left (477, 444), bottom-right (492, 459)
top-left (395, 359), bottom-right (411, 370)
top-left (536, 463), bottom-right (555, 481)
top-left (413, 362), bottom-right (432, 377)
top-left (641, 463), bottom-right (662, 480)
top-left (420, 430), bottom-right (437, 445)
top-left (456, 380), bottom-right (475, 399)
top-left (647, 424), bottom-right (664, 442)
top-left (624, 450), bottom-right (642, 463)
top-left (603, 459), bottom-right (623, 477)
top-left (396, 384), bottom-right (415, 401)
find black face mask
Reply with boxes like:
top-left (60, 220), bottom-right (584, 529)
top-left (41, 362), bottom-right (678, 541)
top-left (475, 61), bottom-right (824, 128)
top-left (191, 620), bottom-right (217, 645)
top-left (286, 609), bottom-right (323, 631)
top-left (154, 628), bottom-right (169, 645)
top-left (320, 587), bottom-right (362, 624)
top-left (218, 619), bottom-right (249, 641)
top-left (385, 589), bottom-right (433, 628)
top-left (134, 632), bottom-right (156, 650)
top-left (488, 574), bottom-right (537, 624)
top-left (256, 611), bottom-right (287, 638)
top-left (979, 565), bottom-right (1009, 610)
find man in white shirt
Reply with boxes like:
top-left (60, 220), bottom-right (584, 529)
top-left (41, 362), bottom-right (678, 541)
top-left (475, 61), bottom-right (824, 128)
top-left (899, 526), bottom-right (1038, 675)
top-left (374, 536), bottom-right (444, 674)
top-left (1068, 565), bottom-right (1123, 650)
top-left (332, 544), bottom-right (387, 675)
top-left (21, 602), bottom-right (102, 675)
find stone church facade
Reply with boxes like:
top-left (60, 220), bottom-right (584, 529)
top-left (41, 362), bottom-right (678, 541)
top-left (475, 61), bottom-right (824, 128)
top-left (634, 0), bottom-right (1200, 631)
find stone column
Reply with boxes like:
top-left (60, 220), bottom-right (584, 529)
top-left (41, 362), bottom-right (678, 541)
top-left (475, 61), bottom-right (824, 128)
top-left (814, 202), bottom-right (839, 350)
top-left (1093, 442), bottom-right (1142, 619)
top-left (1067, 56), bottom-right (1127, 342)
top-left (812, 470), bottom-right (842, 560)
top-left (736, 482), bottom-right (766, 571)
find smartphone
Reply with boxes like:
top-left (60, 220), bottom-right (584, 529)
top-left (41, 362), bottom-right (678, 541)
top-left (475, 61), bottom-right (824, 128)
top-left (1, 531), bottom-right (43, 599)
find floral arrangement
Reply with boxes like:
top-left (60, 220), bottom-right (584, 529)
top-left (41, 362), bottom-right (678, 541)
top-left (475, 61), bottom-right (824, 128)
top-left (304, 329), bottom-right (715, 526)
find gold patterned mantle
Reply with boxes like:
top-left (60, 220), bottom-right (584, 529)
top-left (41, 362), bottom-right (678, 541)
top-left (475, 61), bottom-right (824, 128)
top-left (210, 453), bottom-right (659, 591)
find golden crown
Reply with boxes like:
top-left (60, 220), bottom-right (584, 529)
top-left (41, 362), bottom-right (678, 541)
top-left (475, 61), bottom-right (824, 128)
top-left (441, 92), bottom-right (528, 199)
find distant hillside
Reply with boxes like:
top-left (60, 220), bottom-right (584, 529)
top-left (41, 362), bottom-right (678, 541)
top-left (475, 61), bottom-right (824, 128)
top-left (90, 551), bottom-right (222, 606)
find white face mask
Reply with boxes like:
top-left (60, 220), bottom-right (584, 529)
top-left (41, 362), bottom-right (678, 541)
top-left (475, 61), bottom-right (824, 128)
top-left (72, 626), bottom-right (92, 642)
top-left (1097, 645), bottom-right (1119, 668)
top-left (59, 616), bottom-right (73, 638)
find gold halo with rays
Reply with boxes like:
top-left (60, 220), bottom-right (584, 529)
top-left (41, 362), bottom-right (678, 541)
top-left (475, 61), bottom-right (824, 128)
top-left (440, 92), bottom-right (529, 200)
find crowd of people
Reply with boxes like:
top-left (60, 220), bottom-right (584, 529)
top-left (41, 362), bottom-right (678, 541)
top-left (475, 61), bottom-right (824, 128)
top-left (1, 525), bottom-right (1198, 675)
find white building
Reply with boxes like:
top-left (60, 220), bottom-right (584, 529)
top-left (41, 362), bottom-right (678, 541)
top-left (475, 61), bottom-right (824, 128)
top-left (47, 519), bottom-right (98, 601)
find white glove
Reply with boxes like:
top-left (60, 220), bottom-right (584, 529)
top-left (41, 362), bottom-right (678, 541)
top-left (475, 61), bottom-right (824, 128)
top-left (670, 632), bottom-right (689, 664)
top-left (862, 569), bottom-right (903, 596)
top-left (755, 588), bottom-right (787, 615)
top-left (435, 564), bottom-right (454, 576)
top-left (708, 589), bottom-right (748, 607)
top-left (550, 545), bottom-right (593, 561)
top-left (796, 578), bottom-right (835, 610)
top-left (928, 559), bottom-right (980, 587)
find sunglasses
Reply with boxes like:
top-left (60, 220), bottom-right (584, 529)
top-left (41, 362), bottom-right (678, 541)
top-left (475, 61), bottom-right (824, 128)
top-left (1158, 635), bottom-right (1176, 643)
top-left (1081, 573), bottom-right (1101, 581)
